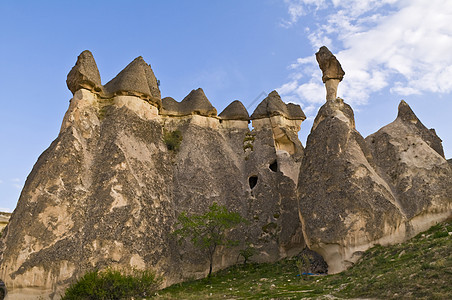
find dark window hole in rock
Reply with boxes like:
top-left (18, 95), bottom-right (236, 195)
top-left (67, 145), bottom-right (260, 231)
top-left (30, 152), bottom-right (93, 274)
top-left (269, 160), bottom-right (278, 172)
top-left (249, 175), bottom-right (258, 189)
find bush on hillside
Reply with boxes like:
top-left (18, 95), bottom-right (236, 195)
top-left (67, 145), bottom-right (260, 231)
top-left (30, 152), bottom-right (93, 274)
top-left (62, 268), bottom-right (161, 300)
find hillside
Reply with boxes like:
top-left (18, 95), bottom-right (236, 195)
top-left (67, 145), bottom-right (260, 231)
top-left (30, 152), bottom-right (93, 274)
top-left (157, 218), bottom-right (452, 299)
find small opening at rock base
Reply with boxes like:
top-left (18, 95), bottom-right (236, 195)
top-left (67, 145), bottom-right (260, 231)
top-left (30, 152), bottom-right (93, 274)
top-left (249, 175), bottom-right (258, 189)
top-left (269, 160), bottom-right (278, 172)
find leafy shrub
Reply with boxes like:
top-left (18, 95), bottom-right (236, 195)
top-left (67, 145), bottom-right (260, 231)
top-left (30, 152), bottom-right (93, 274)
top-left (62, 268), bottom-right (161, 300)
top-left (163, 130), bottom-right (183, 151)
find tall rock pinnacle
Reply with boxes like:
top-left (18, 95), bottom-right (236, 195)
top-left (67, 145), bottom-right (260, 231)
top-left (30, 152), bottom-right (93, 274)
top-left (315, 46), bottom-right (345, 101)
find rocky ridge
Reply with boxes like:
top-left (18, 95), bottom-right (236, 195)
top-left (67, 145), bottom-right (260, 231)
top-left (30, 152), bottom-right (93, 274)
top-left (0, 49), bottom-right (450, 298)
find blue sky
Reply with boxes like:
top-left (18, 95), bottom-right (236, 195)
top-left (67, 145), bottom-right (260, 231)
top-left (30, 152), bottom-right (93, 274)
top-left (1, 0), bottom-right (451, 212)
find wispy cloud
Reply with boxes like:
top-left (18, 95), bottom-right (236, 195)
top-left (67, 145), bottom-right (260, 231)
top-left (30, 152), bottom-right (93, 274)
top-left (279, 0), bottom-right (452, 117)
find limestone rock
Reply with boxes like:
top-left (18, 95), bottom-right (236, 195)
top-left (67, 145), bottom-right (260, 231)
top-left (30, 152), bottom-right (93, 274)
top-left (161, 88), bottom-right (217, 117)
top-left (0, 85), bottom-right (303, 297)
top-left (104, 56), bottom-right (161, 108)
top-left (298, 97), bottom-right (404, 273)
top-left (250, 91), bottom-right (306, 120)
top-left (66, 50), bottom-right (102, 94)
top-left (366, 100), bottom-right (452, 219)
top-left (219, 100), bottom-right (249, 121)
top-left (315, 46), bottom-right (344, 83)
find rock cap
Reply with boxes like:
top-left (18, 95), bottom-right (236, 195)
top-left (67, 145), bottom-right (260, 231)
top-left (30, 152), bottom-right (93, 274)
top-left (250, 91), bottom-right (306, 120)
top-left (66, 50), bottom-right (102, 95)
top-left (219, 100), bottom-right (249, 121)
top-left (315, 46), bottom-right (345, 83)
top-left (161, 88), bottom-right (217, 117)
top-left (104, 56), bottom-right (161, 107)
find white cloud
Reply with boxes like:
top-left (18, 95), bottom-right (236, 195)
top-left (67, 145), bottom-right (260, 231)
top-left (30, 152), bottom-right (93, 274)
top-left (281, 0), bottom-right (327, 27)
top-left (0, 207), bottom-right (12, 213)
top-left (11, 178), bottom-right (20, 182)
top-left (279, 0), bottom-right (452, 112)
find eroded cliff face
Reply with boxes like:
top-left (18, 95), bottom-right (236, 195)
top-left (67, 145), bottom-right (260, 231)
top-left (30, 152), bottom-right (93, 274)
top-left (0, 51), bottom-right (306, 298)
top-left (298, 98), bottom-right (452, 273)
top-left (1, 49), bottom-right (451, 298)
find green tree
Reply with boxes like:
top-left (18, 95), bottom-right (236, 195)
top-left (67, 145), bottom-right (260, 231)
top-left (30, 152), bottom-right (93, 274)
top-left (173, 202), bottom-right (247, 277)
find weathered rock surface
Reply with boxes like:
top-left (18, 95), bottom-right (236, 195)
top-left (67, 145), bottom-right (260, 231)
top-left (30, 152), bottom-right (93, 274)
top-left (315, 46), bottom-right (345, 101)
top-left (1, 50), bottom-right (451, 298)
top-left (250, 91), bottom-right (306, 120)
top-left (298, 97), bottom-right (452, 273)
top-left (66, 50), bottom-right (102, 95)
top-left (298, 97), bottom-right (404, 273)
top-left (366, 100), bottom-right (452, 219)
top-left (218, 100), bottom-right (249, 121)
top-left (315, 46), bottom-right (344, 83)
top-left (161, 88), bottom-right (217, 117)
top-left (104, 56), bottom-right (161, 107)
top-left (0, 54), bottom-right (305, 298)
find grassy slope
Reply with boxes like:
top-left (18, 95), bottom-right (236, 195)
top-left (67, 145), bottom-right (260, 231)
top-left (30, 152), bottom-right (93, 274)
top-left (157, 218), bottom-right (452, 299)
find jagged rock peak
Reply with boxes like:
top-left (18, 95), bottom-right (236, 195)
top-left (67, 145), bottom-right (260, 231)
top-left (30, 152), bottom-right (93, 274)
top-left (218, 100), bottom-right (249, 121)
top-left (250, 90), bottom-right (306, 120)
top-left (104, 56), bottom-right (161, 107)
top-left (397, 100), bottom-right (419, 122)
top-left (160, 88), bottom-right (217, 117)
top-left (315, 46), bottom-right (345, 83)
top-left (395, 100), bottom-right (444, 157)
top-left (66, 50), bottom-right (102, 95)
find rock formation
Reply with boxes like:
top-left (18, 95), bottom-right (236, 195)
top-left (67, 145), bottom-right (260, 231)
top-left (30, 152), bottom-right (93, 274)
top-left (66, 50), bottom-right (102, 95)
top-left (298, 96), bottom-right (452, 273)
top-left (315, 46), bottom-right (345, 101)
top-left (0, 48), bottom-right (450, 298)
top-left (0, 51), bottom-right (307, 298)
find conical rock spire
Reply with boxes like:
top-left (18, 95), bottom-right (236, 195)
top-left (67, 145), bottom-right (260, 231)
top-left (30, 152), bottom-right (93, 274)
top-left (66, 50), bottom-right (102, 95)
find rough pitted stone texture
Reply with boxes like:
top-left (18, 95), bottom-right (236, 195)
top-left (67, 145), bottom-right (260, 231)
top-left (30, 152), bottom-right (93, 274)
top-left (218, 100), bottom-right (249, 121)
top-left (250, 91), bottom-right (306, 120)
top-left (66, 50), bottom-right (102, 94)
top-left (160, 89), bottom-right (217, 117)
top-left (396, 100), bottom-right (445, 157)
top-left (366, 100), bottom-right (452, 219)
top-left (299, 98), bottom-right (452, 274)
top-left (180, 88), bottom-right (217, 116)
top-left (298, 98), bottom-right (405, 273)
top-left (315, 46), bottom-right (345, 83)
top-left (104, 56), bottom-right (161, 107)
top-left (0, 88), bottom-right (304, 298)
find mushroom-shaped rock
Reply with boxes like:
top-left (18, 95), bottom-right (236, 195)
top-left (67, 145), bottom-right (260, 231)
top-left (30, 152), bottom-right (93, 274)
top-left (316, 46), bottom-right (345, 101)
top-left (66, 50), bottom-right (102, 95)
top-left (180, 88), bottom-right (217, 117)
top-left (299, 97), bottom-right (404, 273)
top-left (104, 56), bottom-right (161, 107)
top-left (250, 91), bottom-right (306, 120)
top-left (219, 100), bottom-right (249, 121)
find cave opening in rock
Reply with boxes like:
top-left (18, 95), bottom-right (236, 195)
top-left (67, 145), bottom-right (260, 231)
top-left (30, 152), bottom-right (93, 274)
top-left (269, 160), bottom-right (278, 172)
top-left (249, 175), bottom-right (258, 189)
